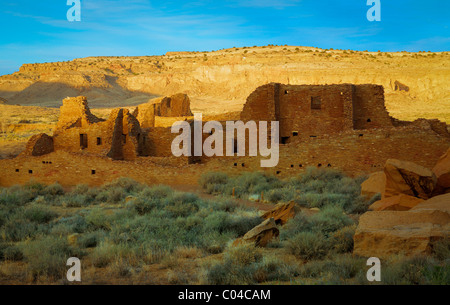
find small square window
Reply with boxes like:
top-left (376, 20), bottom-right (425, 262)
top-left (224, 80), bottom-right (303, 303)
top-left (91, 170), bottom-right (96, 175)
top-left (311, 96), bottom-right (322, 110)
top-left (28, 170), bottom-right (33, 174)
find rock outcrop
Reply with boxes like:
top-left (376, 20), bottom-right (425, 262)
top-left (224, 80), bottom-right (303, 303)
top-left (361, 171), bottom-right (386, 199)
top-left (242, 218), bottom-right (279, 247)
top-left (355, 152), bottom-right (450, 257)
top-left (369, 194), bottom-right (424, 211)
top-left (433, 148), bottom-right (450, 193)
top-left (384, 159), bottom-right (437, 199)
top-left (354, 193), bottom-right (450, 258)
top-left (262, 201), bottom-right (298, 225)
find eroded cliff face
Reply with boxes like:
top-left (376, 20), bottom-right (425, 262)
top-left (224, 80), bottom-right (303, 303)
top-left (0, 46), bottom-right (449, 121)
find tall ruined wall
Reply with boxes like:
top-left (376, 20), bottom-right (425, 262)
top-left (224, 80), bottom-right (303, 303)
top-left (53, 97), bottom-right (142, 160)
top-left (159, 94), bottom-right (193, 117)
top-left (241, 83), bottom-right (389, 140)
top-left (240, 84), bottom-right (277, 122)
top-left (133, 93), bottom-right (193, 128)
top-left (144, 127), bottom-right (178, 157)
top-left (133, 102), bottom-right (159, 128)
top-left (122, 109), bottom-right (142, 161)
top-left (56, 96), bottom-right (103, 130)
top-left (277, 84), bottom-right (354, 139)
top-left (352, 85), bottom-right (392, 129)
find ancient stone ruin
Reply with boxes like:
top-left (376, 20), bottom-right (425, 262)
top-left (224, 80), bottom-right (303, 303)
top-left (241, 83), bottom-right (392, 143)
top-left (0, 83), bottom-right (448, 188)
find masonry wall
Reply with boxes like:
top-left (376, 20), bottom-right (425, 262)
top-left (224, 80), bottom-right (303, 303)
top-left (53, 108), bottom-right (142, 160)
top-left (277, 84), bottom-right (354, 139)
top-left (144, 127), bottom-right (178, 157)
top-left (352, 85), bottom-right (392, 129)
top-left (1, 126), bottom-right (448, 188)
top-left (241, 83), bottom-right (391, 142)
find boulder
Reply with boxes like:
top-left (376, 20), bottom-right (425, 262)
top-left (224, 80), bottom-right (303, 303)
top-left (410, 193), bottom-right (450, 214)
top-left (384, 159), bottom-right (437, 199)
top-left (369, 194), bottom-right (424, 211)
top-left (432, 148), bottom-right (450, 192)
top-left (354, 193), bottom-right (450, 258)
top-left (262, 201), bottom-right (297, 225)
top-left (242, 218), bottom-right (279, 247)
top-left (361, 171), bottom-right (385, 199)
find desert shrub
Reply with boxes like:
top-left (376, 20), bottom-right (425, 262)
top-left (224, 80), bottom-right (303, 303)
top-left (322, 255), bottom-right (366, 280)
top-left (204, 244), bottom-right (262, 285)
top-left (86, 208), bottom-right (112, 231)
top-left (0, 181), bottom-right (267, 282)
top-left (173, 246), bottom-right (204, 259)
top-left (167, 269), bottom-right (191, 284)
top-left (0, 185), bottom-right (37, 206)
top-left (42, 183), bottom-right (64, 196)
top-left (94, 178), bottom-right (144, 204)
top-left (422, 263), bottom-right (450, 285)
top-left (432, 237), bottom-right (450, 261)
top-left (53, 214), bottom-right (89, 234)
top-left (281, 206), bottom-right (353, 240)
top-left (0, 243), bottom-right (24, 261)
top-left (308, 206), bottom-right (354, 236)
top-left (203, 245), bottom-right (298, 284)
top-left (23, 204), bottom-right (57, 224)
top-left (381, 256), bottom-right (449, 285)
top-left (198, 168), bottom-right (372, 213)
top-left (252, 256), bottom-right (300, 283)
top-left (331, 225), bottom-right (356, 253)
top-left (299, 254), bottom-right (366, 282)
top-left (140, 185), bottom-right (173, 200)
top-left (225, 244), bottom-right (262, 266)
top-left (198, 172), bottom-right (229, 194)
top-left (1, 218), bottom-right (42, 242)
top-left (95, 188), bottom-right (125, 204)
top-left (78, 230), bottom-right (106, 248)
top-left (285, 232), bottom-right (331, 260)
top-left (22, 236), bottom-right (75, 279)
top-left (199, 171), bottom-right (284, 199)
top-left (91, 242), bottom-right (131, 268)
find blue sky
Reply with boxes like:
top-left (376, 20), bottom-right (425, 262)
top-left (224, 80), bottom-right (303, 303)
top-left (0, 0), bottom-right (449, 75)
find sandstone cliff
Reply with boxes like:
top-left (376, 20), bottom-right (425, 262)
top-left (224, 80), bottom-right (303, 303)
top-left (0, 46), bottom-right (449, 122)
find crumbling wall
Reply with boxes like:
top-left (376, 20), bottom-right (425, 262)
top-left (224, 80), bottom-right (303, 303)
top-left (53, 97), bottom-right (143, 160)
top-left (160, 93), bottom-right (193, 117)
top-left (133, 102), bottom-right (159, 128)
top-left (412, 119), bottom-right (450, 138)
top-left (133, 93), bottom-right (193, 128)
top-left (352, 85), bottom-right (392, 129)
top-left (241, 83), bottom-right (392, 140)
top-left (144, 127), bottom-right (179, 157)
top-left (277, 84), bottom-right (354, 139)
top-left (21, 133), bottom-right (54, 156)
top-left (56, 96), bottom-right (103, 130)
